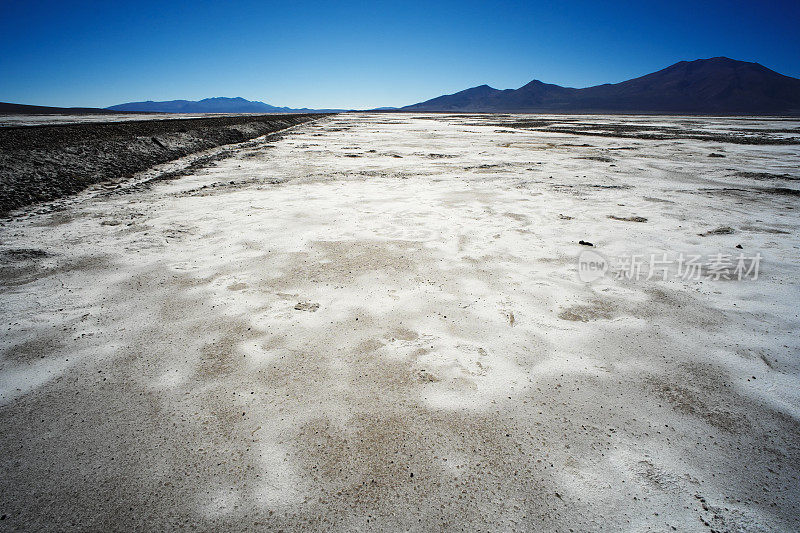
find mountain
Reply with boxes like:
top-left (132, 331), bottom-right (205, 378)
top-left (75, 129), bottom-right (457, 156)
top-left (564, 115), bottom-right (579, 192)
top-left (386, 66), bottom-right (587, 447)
top-left (404, 85), bottom-right (507, 112)
top-left (403, 58), bottom-right (800, 115)
top-left (108, 97), bottom-right (342, 113)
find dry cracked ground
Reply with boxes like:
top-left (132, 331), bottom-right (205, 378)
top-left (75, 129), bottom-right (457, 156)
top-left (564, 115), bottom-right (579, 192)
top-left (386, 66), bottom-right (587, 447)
top-left (1, 113), bottom-right (799, 531)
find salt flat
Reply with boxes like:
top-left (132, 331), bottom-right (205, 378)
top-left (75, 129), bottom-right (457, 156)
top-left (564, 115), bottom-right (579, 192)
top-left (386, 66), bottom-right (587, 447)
top-left (1, 113), bottom-right (799, 531)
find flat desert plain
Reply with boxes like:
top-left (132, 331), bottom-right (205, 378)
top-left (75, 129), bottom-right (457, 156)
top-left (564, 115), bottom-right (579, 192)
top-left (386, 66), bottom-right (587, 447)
top-left (1, 113), bottom-right (799, 531)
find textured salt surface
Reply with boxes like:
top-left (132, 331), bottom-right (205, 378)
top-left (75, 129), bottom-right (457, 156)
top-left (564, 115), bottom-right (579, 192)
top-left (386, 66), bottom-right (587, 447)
top-left (0, 113), bottom-right (798, 531)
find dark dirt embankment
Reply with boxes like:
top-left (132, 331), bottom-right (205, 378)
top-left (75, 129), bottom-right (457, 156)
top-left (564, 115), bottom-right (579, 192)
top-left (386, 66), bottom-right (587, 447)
top-left (0, 113), bottom-right (329, 216)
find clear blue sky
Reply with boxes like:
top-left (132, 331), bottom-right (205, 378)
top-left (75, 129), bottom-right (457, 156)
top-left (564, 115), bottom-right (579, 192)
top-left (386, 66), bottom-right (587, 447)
top-left (1, 0), bottom-right (799, 109)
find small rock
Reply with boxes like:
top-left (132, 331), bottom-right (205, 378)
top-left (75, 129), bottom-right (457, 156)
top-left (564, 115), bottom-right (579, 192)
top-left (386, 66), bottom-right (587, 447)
top-left (608, 215), bottom-right (647, 223)
top-left (294, 302), bottom-right (320, 312)
top-left (735, 244), bottom-right (743, 249)
top-left (699, 226), bottom-right (735, 237)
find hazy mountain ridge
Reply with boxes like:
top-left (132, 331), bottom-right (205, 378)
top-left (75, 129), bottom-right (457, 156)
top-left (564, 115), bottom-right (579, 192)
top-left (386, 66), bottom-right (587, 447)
top-left (108, 96), bottom-right (343, 113)
top-left (6, 58), bottom-right (799, 116)
top-left (403, 58), bottom-right (800, 114)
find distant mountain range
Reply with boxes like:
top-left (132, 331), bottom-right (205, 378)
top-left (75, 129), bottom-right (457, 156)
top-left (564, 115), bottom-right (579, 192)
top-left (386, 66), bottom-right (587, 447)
top-left (3, 58), bottom-right (799, 117)
top-left (107, 96), bottom-right (342, 114)
top-left (403, 57), bottom-right (800, 115)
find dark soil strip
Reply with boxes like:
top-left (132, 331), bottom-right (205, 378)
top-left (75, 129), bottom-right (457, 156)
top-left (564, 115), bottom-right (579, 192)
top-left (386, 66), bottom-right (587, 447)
top-left (0, 114), bottom-right (331, 217)
top-left (476, 119), bottom-right (800, 145)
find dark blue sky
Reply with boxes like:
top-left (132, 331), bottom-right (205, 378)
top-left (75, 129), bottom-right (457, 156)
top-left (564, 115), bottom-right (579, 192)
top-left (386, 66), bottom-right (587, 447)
top-left (1, 0), bottom-right (799, 109)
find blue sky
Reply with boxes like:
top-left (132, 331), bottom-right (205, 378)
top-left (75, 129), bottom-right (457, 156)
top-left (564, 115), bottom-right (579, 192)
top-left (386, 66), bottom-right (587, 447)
top-left (1, 0), bottom-right (799, 109)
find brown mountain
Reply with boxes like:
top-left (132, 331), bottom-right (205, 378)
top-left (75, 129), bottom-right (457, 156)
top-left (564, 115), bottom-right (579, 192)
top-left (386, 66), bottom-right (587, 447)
top-left (403, 57), bottom-right (800, 115)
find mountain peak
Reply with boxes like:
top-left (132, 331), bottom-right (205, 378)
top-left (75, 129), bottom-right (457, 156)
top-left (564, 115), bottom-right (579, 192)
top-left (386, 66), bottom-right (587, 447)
top-left (662, 57), bottom-right (771, 75)
top-left (700, 56), bottom-right (738, 63)
top-left (461, 84), bottom-right (498, 94)
top-left (201, 96), bottom-right (251, 102)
